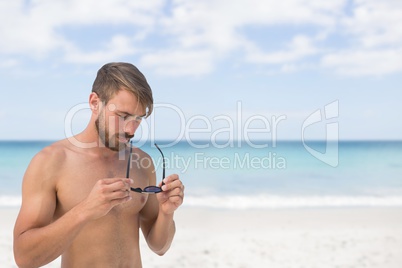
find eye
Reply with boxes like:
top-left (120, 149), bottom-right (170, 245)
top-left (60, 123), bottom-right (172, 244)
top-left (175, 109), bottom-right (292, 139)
top-left (118, 113), bottom-right (144, 122)
top-left (117, 114), bottom-right (129, 120)
top-left (135, 115), bottom-right (144, 121)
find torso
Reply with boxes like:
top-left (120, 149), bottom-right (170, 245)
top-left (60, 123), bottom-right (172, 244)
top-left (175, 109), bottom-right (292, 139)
top-left (52, 140), bottom-right (150, 267)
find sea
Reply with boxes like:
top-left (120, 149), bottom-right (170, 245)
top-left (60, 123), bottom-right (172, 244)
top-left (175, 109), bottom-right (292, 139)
top-left (1, 140), bottom-right (402, 209)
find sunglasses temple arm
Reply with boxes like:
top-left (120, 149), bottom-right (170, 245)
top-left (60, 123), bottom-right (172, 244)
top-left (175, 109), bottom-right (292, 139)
top-left (155, 143), bottom-right (166, 186)
top-left (126, 142), bottom-right (133, 178)
top-left (162, 156), bottom-right (166, 186)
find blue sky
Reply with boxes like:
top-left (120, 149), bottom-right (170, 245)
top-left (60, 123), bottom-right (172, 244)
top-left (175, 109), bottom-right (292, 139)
top-left (0, 0), bottom-right (401, 142)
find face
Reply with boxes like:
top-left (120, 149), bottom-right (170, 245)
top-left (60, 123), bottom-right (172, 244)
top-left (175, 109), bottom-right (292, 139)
top-left (95, 89), bottom-right (146, 151)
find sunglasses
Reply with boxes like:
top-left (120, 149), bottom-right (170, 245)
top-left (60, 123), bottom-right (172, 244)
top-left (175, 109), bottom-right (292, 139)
top-left (126, 141), bottom-right (165, 194)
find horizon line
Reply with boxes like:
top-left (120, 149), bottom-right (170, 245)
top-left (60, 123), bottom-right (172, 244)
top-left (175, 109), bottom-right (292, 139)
top-left (1, 139), bottom-right (402, 142)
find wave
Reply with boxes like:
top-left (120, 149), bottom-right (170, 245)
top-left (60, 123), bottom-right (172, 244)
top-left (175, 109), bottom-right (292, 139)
top-left (2, 194), bottom-right (402, 209)
top-left (0, 195), bottom-right (22, 207)
top-left (183, 194), bottom-right (402, 209)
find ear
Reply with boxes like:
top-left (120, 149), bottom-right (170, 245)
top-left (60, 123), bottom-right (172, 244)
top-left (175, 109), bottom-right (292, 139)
top-left (89, 92), bottom-right (101, 114)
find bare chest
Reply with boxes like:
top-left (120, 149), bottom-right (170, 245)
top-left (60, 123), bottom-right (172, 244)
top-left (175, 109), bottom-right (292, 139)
top-left (54, 154), bottom-right (148, 218)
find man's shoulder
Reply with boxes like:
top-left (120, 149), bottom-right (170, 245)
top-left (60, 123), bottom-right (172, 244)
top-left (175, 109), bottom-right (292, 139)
top-left (23, 140), bottom-right (70, 184)
top-left (31, 139), bottom-right (69, 168)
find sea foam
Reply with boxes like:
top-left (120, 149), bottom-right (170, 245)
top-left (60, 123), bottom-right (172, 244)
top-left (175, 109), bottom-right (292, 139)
top-left (2, 194), bottom-right (402, 209)
top-left (183, 194), bottom-right (402, 209)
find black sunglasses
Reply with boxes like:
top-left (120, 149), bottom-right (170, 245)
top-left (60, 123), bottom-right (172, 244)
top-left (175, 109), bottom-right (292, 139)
top-left (126, 141), bottom-right (165, 194)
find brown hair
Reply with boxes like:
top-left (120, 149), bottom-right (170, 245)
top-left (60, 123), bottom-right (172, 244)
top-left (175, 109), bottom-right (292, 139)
top-left (92, 62), bottom-right (153, 116)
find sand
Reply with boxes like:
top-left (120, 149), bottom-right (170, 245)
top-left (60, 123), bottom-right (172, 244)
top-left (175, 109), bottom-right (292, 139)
top-left (2, 206), bottom-right (402, 267)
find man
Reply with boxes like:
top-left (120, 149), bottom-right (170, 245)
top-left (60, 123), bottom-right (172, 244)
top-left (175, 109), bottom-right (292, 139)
top-left (13, 62), bottom-right (184, 268)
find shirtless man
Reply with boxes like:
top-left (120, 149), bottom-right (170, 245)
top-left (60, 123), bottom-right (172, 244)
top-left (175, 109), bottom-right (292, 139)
top-left (13, 62), bottom-right (184, 268)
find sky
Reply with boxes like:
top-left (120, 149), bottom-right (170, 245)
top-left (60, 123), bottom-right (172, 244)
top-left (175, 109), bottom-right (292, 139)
top-left (0, 0), bottom-right (401, 143)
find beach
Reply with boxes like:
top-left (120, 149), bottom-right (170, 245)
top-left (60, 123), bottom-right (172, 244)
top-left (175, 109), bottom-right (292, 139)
top-left (2, 206), bottom-right (402, 268)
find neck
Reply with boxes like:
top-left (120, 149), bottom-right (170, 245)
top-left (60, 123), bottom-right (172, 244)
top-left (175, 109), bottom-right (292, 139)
top-left (67, 122), bottom-right (119, 158)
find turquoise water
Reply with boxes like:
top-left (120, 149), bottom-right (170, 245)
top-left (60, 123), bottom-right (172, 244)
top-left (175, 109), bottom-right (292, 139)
top-left (1, 140), bottom-right (402, 208)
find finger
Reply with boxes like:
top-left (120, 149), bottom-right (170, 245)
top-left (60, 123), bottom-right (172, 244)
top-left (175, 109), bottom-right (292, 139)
top-left (160, 185), bottom-right (184, 201)
top-left (167, 195), bottom-right (184, 206)
top-left (167, 187), bottom-right (184, 198)
top-left (102, 178), bottom-right (133, 186)
top-left (103, 179), bottom-right (132, 191)
top-left (101, 178), bottom-right (124, 184)
top-left (162, 174), bottom-right (179, 184)
top-left (161, 179), bottom-right (183, 192)
top-left (109, 189), bottom-right (132, 200)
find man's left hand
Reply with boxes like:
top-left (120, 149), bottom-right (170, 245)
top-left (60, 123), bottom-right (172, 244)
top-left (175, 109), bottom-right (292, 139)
top-left (157, 174), bottom-right (184, 214)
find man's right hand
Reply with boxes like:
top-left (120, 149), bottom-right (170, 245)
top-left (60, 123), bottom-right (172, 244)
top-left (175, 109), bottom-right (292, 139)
top-left (79, 178), bottom-right (133, 221)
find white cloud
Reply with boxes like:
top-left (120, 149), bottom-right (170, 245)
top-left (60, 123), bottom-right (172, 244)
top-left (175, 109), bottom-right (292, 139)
top-left (1, 0), bottom-right (402, 77)
top-left (64, 35), bottom-right (137, 64)
top-left (321, 48), bottom-right (402, 76)
top-left (146, 0), bottom-right (402, 76)
top-left (321, 0), bottom-right (402, 76)
top-left (341, 0), bottom-right (402, 48)
top-left (0, 59), bottom-right (19, 68)
top-left (0, 0), bottom-right (163, 57)
top-left (245, 35), bottom-right (318, 64)
top-left (152, 0), bottom-right (344, 75)
top-left (0, 0), bottom-right (62, 56)
top-left (140, 49), bottom-right (215, 76)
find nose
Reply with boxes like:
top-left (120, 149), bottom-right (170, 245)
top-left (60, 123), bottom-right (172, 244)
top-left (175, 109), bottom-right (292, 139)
top-left (124, 119), bottom-right (140, 136)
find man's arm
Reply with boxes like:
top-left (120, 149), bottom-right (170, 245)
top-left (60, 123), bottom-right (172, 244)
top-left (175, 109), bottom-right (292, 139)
top-left (139, 155), bottom-right (184, 255)
top-left (13, 147), bottom-right (132, 268)
top-left (140, 190), bottom-right (176, 255)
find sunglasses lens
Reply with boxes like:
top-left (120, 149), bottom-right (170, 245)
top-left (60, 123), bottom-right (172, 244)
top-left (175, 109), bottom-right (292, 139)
top-left (143, 186), bottom-right (162, 193)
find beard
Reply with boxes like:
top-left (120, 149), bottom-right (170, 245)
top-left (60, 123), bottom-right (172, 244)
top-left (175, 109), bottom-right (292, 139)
top-left (95, 111), bottom-right (133, 151)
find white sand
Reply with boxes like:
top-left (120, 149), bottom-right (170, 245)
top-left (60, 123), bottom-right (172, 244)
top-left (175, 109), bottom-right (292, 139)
top-left (2, 207), bottom-right (402, 268)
